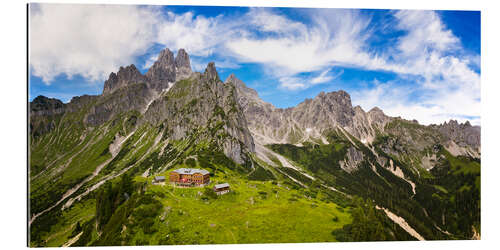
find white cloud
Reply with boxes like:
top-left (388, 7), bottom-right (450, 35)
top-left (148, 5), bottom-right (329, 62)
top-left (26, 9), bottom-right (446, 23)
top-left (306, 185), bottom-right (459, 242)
top-left (278, 77), bottom-right (306, 91)
top-left (30, 4), bottom-right (162, 84)
top-left (394, 10), bottom-right (459, 56)
top-left (155, 11), bottom-right (242, 57)
top-left (278, 69), bottom-right (343, 90)
top-left (247, 8), bottom-right (307, 35)
top-left (352, 76), bottom-right (480, 126)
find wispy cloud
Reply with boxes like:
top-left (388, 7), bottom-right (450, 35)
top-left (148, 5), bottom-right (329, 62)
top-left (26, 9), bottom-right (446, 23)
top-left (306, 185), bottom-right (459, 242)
top-left (311, 69), bottom-right (343, 85)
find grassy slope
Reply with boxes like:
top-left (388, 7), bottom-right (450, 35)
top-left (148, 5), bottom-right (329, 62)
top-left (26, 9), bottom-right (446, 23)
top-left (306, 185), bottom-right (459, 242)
top-left (137, 174), bottom-right (349, 244)
top-left (39, 166), bottom-right (351, 246)
top-left (30, 124), bottom-right (351, 246)
top-left (104, 166), bottom-right (351, 245)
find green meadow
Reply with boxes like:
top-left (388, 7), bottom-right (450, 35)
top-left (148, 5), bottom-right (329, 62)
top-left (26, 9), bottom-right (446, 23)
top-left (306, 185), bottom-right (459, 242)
top-left (126, 169), bottom-right (351, 245)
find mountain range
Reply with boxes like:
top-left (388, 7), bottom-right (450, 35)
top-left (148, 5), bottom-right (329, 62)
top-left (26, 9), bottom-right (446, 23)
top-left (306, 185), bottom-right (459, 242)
top-left (29, 48), bottom-right (481, 246)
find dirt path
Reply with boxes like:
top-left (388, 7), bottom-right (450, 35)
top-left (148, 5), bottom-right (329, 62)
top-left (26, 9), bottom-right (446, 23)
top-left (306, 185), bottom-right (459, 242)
top-left (320, 184), bottom-right (349, 196)
top-left (375, 205), bottom-right (425, 241)
top-left (62, 232), bottom-right (83, 247)
top-left (274, 168), bottom-right (307, 188)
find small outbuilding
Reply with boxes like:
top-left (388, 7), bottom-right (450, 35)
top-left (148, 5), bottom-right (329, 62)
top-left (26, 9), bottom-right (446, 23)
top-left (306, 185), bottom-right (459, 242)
top-left (213, 183), bottom-right (230, 195)
top-left (153, 176), bottom-right (166, 184)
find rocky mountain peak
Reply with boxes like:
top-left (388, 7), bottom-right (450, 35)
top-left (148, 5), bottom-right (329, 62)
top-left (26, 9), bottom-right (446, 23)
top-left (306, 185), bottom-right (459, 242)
top-left (310, 90), bottom-right (352, 109)
top-left (175, 48), bottom-right (192, 80)
top-left (143, 62), bottom-right (254, 164)
top-left (365, 106), bottom-right (391, 128)
top-left (175, 49), bottom-right (191, 69)
top-left (204, 62), bottom-right (220, 82)
top-left (435, 119), bottom-right (480, 149)
top-left (145, 48), bottom-right (176, 91)
top-left (353, 105), bottom-right (365, 113)
top-left (102, 64), bottom-right (146, 95)
top-left (30, 95), bottom-right (65, 115)
top-left (157, 48), bottom-right (175, 65)
top-left (226, 74), bottom-right (244, 88)
top-left (368, 107), bottom-right (383, 114)
top-left (225, 74), bottom-right (259, 98)
top-left (294, 90), bottom-right (355, 128)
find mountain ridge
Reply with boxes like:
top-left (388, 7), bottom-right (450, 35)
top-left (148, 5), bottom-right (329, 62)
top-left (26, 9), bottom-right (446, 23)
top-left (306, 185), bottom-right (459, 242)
top-left (29, 47), bottom-right (481, 245)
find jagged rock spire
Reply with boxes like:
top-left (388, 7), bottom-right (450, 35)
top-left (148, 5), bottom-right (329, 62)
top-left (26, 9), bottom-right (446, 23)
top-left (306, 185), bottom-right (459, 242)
top-left (204, 62), bottom-right (219, 82)
top-left (145, 48), bottom-right (176, 91)
top-left (175, 48), bottom-right (192, 80)
top-left (102, 64), bottom-right (146, 95)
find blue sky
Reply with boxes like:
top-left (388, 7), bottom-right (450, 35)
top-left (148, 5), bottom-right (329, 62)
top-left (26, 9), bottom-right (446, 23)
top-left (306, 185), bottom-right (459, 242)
top-left (29, 4), bottom-right (480, 125)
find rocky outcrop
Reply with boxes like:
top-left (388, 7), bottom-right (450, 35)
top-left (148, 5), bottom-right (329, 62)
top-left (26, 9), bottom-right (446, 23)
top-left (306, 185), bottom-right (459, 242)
top-left (339, 146), bottom-right (364, 172)
top-left (143, 63), bottom-right (254, 164)
top-left (434, 120), bottom-right (480, 150)
top-left (348, 106), bottom-right (377, 144)
top-left (230, 73), bottom-right (359, 145)
top-left (145, 48), bottom-right (194, 91)
top-left (86, 83), bottom-right (155, 126)
top-left (292, 90), bottom-right (355, 129)
top-left (65, 95), bottom-right (99, 113)
top-left (30, 95), bottom-right (65, 116)
top-left (30, 96), bottom-right (65, 136)
top-left (102, 64), bottom-right (147, 95)
top-left (145, 48), bottom-right (177, 92)
top-left (367, 107), bottom-right (392, 130)
top-left (175, 48), bottom-right (192, 80)
top-left (203, 62), bottom-right (219, 82)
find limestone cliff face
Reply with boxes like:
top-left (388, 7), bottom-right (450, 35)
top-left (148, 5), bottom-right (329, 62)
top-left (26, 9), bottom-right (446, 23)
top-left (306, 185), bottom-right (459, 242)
top-left (144, 48), bottom-right (194, 92)
top-left (175, 48), bottom-right (193, 80)
top-left (86, 83), bottom-right (155, 126)
top-left (229, 74), bottom-right (480, 161)
top-left (143, 63), bottom-right (254, 164)
top-left (229, 74), bottom-right (368, 144)
top-left (145, 48), bottom-right (177, 92)
top-left (433, 120), bottom-right (480, 149)
top-left (102, 64), bottom-right (147, 95)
